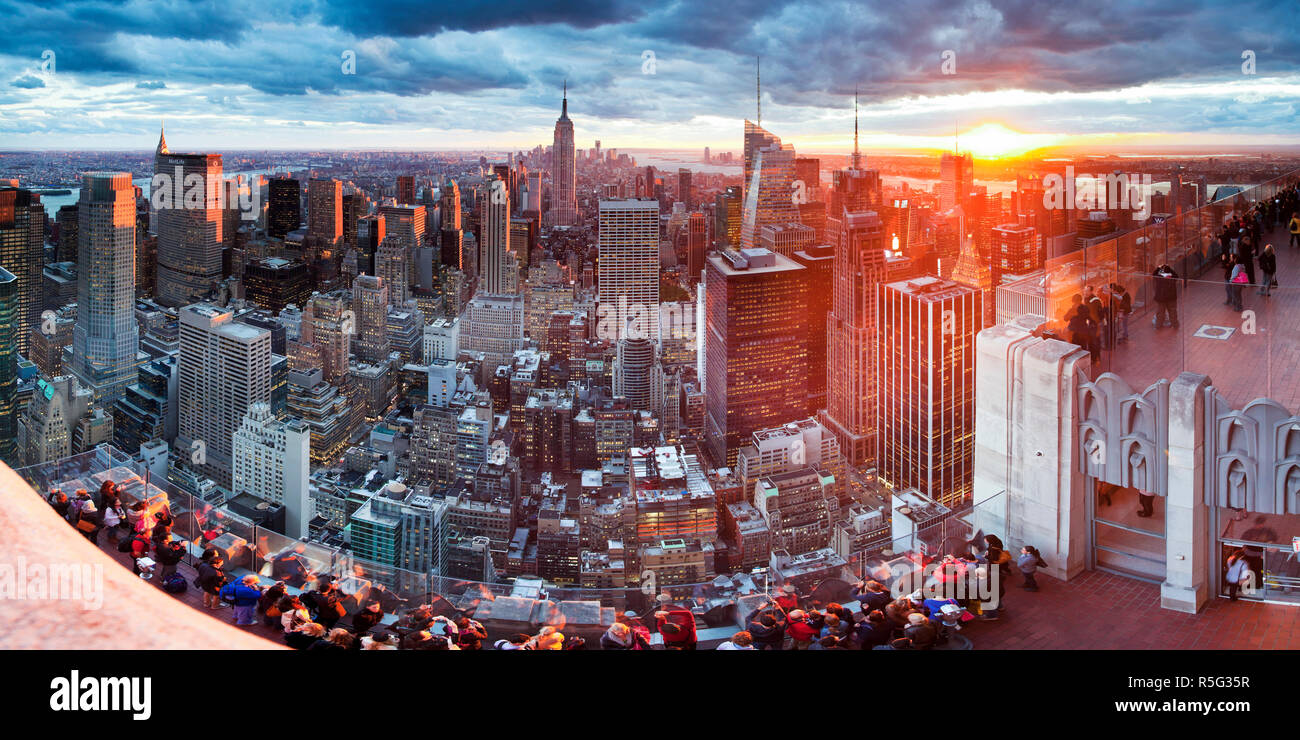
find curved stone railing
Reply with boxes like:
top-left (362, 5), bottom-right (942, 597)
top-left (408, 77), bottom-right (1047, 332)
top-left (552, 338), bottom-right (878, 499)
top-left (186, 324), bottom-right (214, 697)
top-left (0, 460), bottom-right (282, 649)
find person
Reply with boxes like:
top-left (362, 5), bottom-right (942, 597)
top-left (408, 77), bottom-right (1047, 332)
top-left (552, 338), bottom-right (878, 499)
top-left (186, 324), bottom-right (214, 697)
top-left (456, 616), bottom-right (488, 650)
top-left (285, 622), bottom-right (326, 650)
top-left (744, 606), bottom-right (785, 650)
top-left (279, 595), bottom-right (311, 634)
top-left (1136, 489), bottom-right (1157, 518)
top-left (1067, 303), bottom-right (1098, 362)
top-left (1017, 545), bottom-right (1046, 591)
top-left (257, 582), bottom-right (287, 627)
top-left (1152, 264), bottom-right (1179, 328)
top-left (773, 583), bottom-right (800, 614)
top-left (195, 550), bottom-right (227, 610)
top-left (494, 634), bottom-right (533, 651)
top-left (1289, 212), bottom-right (1300, 249)
top-left (654, 607), bottom-right (698, 650)
top-left (308, 628), bottom-right (354, 652)
top-left (351, 599), bottom-right (385, 636)
top-left (1085, 285), bottom-right (1109, 350)
top-left (1110, 282), bottom-right (1132, 343)
top-left (1229, 262), bottom-right (1246, 312)
top-left (219, 574), bottom-right (265, 626)
top-left (903, 612), bottom-right (938, 650)
top-left (784, 609), bottom-right (818, 650)
top-left (101, 492), bottom-right (126, 547)
top-left (126, 527), bottom-right (151, 576)
top-left (48, 490), bottom-right (71, 519)
top-left (1259, 243), bottom-right (1277, 296)
top-left (717, 631), bottom-right (755, 650)
top-left (361, 631), bottom-right (398, 650)
top-left (1220, 250), bottom-right (1237, 305)
top-left (850, 579), bottom-right (892, 613)
top-left (313, 580), bottom-right (345, 630)
top-left (154, 536), bottom-right (184, 585)
top-left (856, 610), bottom-right (893, 650)
top-left (73, 500), bottom-right (102, 543)
top-left (530, 625), bottom-right (565, 650)
top-left (601, 622), bottom-right (647, 650)
top-left (1225, 549), bottom-right (1251, 601)
top-left (1237, 234), bottom-right (1257, 287)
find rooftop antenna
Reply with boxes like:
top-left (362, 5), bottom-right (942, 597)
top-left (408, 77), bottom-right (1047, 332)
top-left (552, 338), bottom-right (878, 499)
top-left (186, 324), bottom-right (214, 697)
top-left (562, 78), bottom-right (568, 118)
top-left (852, 88), bottom-right (861, 170)
top-left (756, 56), bottom-right (761, 126)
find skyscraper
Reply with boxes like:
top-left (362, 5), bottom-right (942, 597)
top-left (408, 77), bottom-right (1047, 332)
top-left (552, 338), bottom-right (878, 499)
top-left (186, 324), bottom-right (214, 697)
top-left (551, 82), bottom-right (578, 226)
top-left (352, 274), bottom-right (391, 363)
top-left (614, 335), bottom-right (655, 410)
top-left (0, 268), bottom-right (17, 465)
top-left (232, 402), bottom-right (311, 538)
top-left (396, 175), bottom-right (416, 205)
top-left (68, 172), bottom-right (141, 406)
top-left (178, 303), bottom-right (273, 488)
top-left (478, 176), bottom-right (514, 294)
top-left (877, 276), bottom-right (980, 507)
top-left (742, 120), bottom-right (781, 202)
top-left (820, 209), bottom-right (887, 466)
top-left (376, 236), bottom-right (409, 307)
top-left (597, 198), bottom-right (660, 342)
top-left (0, 186), bottom-right (45, 357)
top-left (307, 178), bottom-right (343, 246)
top-left (714, 186), bottom-right (742, 249)
top-left (739, 142), bottom-right (800, 249)
top-left (440, 180), bottom-right (462, 268)
top-left (704, 247), bottom-right (809, 467)
top-left (154, 130), bottom-right (225, 307)
top-left (939, 150), bottom-right (974, 211)
top-left (677, 168), bottom-right (692, 210)
top-left (267, 177), bottom-right (301, 240)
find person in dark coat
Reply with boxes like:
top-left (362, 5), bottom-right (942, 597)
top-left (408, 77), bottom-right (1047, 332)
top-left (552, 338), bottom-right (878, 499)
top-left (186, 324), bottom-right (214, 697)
top-left (744, 605), bottom-right (785, 650)
top-left (851, 580), bottom-right (892, 613)
top-left (1151, 264), bottom-right (1179, 328)
top-left (196, 551), bottom-right (227, 610)
top-left (1258, 243), bottom-right (1277, 296)
top-left (856, 610), bottom-right (894, 649)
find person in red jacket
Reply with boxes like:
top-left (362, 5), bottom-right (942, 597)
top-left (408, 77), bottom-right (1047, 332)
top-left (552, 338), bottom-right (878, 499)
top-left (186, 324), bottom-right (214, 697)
top-left (784, 609), bottom-right (818, 650)
top-left (773, 583), bottom-right (800, 614)
top-left (654, 608), bottom-right (697, 650)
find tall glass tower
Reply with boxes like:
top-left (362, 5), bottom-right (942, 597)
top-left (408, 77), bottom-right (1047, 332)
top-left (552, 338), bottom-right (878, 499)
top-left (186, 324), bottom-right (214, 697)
top-left (69, 172), bottom-right (141, 406)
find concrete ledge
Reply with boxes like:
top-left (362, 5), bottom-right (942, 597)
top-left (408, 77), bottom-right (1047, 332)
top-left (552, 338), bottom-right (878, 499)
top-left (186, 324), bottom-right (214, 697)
top-left (0, 462), bottom-right (282, 649)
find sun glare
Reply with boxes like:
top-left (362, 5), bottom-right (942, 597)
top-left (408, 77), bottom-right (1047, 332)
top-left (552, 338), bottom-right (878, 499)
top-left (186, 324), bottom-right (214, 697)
top-left (958, 122), bottom-right (1062, 158)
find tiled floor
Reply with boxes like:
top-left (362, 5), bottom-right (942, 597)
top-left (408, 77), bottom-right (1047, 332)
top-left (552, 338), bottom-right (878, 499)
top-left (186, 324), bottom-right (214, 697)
top-left (970, 569), bottom-right (1300, 650)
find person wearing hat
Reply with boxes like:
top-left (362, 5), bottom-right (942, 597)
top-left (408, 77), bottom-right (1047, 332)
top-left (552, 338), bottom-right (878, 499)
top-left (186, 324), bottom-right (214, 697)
top-left (784, 609), bottom-right (818, 650)
top-left (74, 500), bottom-right (102, 542)
top-left (773, 583), bottom-right (800, 614)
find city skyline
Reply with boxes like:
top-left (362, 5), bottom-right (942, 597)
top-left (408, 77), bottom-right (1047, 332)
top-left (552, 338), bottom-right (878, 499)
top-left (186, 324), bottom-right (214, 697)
top-left (2, 1), bottom-right (1300, 151)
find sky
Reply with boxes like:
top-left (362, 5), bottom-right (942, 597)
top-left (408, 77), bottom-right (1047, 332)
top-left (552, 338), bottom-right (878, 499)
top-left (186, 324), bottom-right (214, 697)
top-left (1, 0), bottom-right (1299, 154)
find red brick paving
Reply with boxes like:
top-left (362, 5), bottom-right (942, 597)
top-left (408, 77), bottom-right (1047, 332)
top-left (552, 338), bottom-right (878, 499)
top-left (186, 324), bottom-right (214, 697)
top-left (970, 570), bottom-right (1300, 649)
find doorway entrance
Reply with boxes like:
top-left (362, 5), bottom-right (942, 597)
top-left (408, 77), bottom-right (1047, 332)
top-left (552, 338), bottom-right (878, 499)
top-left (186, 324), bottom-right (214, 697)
top-left (1091, 480), bottom-right (1166, 582)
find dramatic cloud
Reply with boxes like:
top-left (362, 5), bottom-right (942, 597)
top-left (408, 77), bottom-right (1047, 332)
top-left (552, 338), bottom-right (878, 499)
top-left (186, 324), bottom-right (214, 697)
top-left (0, 0), bottom-right (1297, 149)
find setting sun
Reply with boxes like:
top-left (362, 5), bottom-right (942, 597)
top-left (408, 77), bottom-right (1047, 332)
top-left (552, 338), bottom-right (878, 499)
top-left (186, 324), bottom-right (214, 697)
top-left (958, 122), bottom-right (1064, 158)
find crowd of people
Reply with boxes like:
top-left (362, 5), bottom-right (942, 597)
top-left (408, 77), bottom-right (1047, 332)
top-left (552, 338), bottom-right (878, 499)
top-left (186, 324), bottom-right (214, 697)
top-left (46, 477), bottom-right (1051, 651)
top-left (1062, 184), bottom-right (1300, 361)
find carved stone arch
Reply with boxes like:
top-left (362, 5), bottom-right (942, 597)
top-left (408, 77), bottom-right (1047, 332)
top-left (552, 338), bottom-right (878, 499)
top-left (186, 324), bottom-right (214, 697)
top-left (1216, 454), bottom-right (1254, 510)
top-left (1276, 463), bottom-right (1300, 515)
top-left (1080, 423), bottom-right (1107, 480)
top-left (1122, 438), bottom-right (1152, 492)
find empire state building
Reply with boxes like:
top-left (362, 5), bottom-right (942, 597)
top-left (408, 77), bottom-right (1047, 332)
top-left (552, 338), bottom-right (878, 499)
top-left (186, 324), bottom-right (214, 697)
top-left (550, 82), bottom-right (577, 227)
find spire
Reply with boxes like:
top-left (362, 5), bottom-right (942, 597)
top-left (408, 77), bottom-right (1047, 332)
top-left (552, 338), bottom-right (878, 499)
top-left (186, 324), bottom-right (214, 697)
top-left (852, 88), bottom-right (861, 170)
top-left (756, 56), bottom-right (761, 126)
top-left (156, 120), bottom-right (168, 155)
top-left (560, 79), bottom-right (569, 121)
